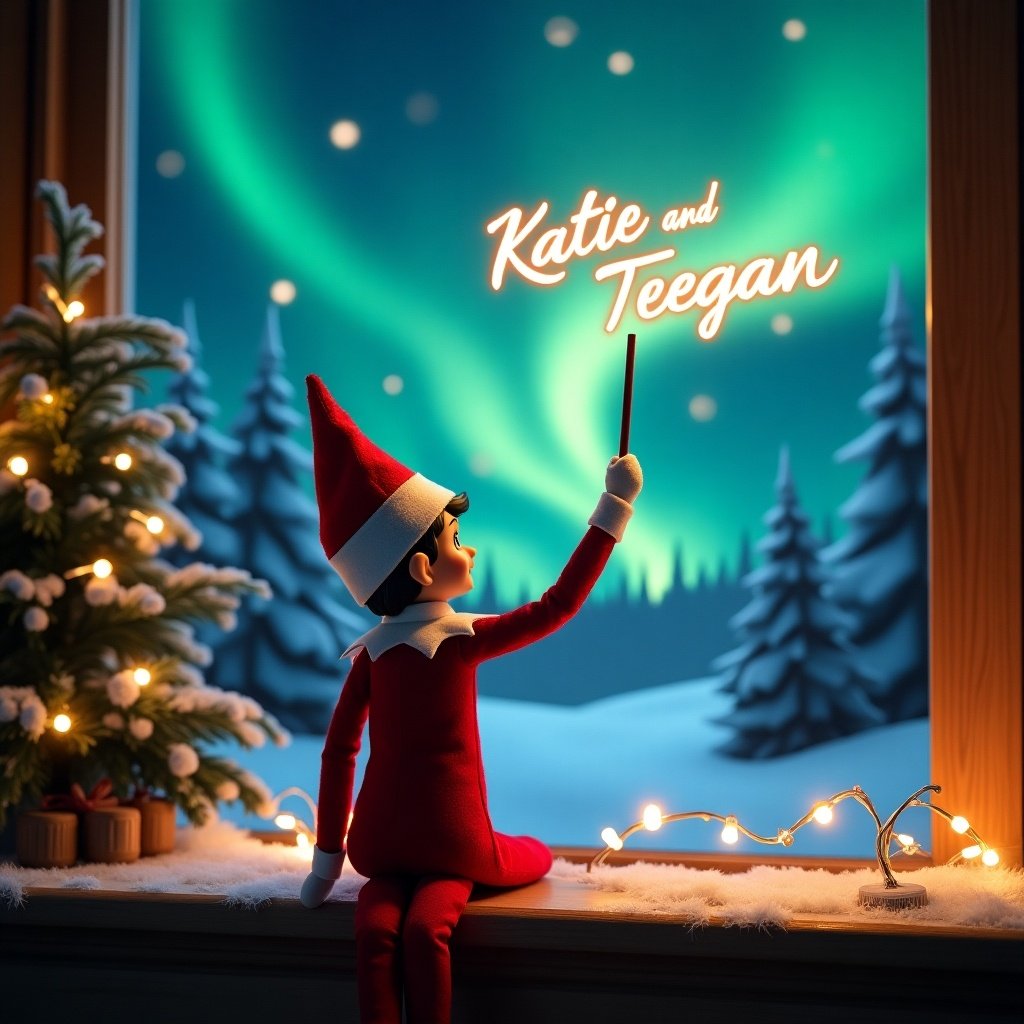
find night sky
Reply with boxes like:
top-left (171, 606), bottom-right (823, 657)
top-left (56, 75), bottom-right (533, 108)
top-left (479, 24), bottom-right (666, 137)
top-left (135, 0), bottom-right (927, 606)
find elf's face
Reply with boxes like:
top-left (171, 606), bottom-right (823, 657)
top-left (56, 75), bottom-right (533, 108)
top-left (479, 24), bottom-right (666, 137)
top-left (412, 513), bottom-right (476, 602)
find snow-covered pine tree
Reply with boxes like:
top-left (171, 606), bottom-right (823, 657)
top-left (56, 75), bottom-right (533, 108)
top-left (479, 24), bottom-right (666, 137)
top-left (164, 300), bottom-right (242, 571)
top-left (216, 306), bottom-right (365, 732)
top-left (162, 302), bottom-right (244, 677)
top-left (0, 183), bottom-right (286, 829)
top-left (712, 447), bottom-right (884, 758)
top-left (821, 268), bottom-right (928, 723)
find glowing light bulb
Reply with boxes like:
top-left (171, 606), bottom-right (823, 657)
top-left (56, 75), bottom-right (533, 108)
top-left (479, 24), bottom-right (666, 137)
top-left (133, 667), bottom-right (151, 686)
top-left (275, 813), bottom-right (297, 831)
top-left (642, 804), bottom-right (663, 831)
top-left (896, 833), bottom-right (915, 847)
top-left (113, 452), bottom-right (133, 471)
top-left (961, 845), bottom-right (982, 859)
top-left (146, 515), bottom-right (165, 534)
top-left (63, 300), bottom-right (85, 323)
top-left (981, 849), bottom-right (1000, 867)
top-left (296, 832), bottom-right (311, 849)
top-left (53, 713), bottom-right (72, 733)
top-left (721, 817), bottom-right (739, 845)
top-left (42, 393), bottom-right (54, 404)
top-left (7, 456), bottom-right (28, 476)
top-left (950, 815), bottom-right (970, 834)
top-left (600, 827), bottom-right (623, 851)
top-left (92, 559), bottom-right (113, 579)
top-left (812, 804), bottom-right (834, 825)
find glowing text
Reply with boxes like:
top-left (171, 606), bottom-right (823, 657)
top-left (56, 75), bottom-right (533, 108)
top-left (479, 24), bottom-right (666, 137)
top-left (485, 182), bottom-right (839, 341)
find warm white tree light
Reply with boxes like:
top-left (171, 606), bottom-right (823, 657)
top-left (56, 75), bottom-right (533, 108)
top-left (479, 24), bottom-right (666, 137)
top-left (133, 667), bottom-right (152, 686)
top-left (961, 845), bottom-right (982, 859)
top-left (275, 813), bottom-right (297, 831)
top-left (53, 713), bottom-right (72, 733)
top-left (130, 510), bottom-right (165, 535)
top-left (113, 452), bottom-right (133, 471)
top-left (64, 557), bottom-right (114, 580)
top-left (63, 300), bottom-right (85, 323)
top-left (981, 849), bottom-right (1000, 867)
top-left (720, 817), bottom-right (740, 845)
top-left (7, 456), bottom-right (28, 476)
top-left (950, 815), bottom-right (970, 834)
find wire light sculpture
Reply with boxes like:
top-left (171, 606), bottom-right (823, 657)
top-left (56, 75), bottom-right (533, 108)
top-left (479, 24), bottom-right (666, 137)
top-left (590, 783), bottom-right (1000, 909)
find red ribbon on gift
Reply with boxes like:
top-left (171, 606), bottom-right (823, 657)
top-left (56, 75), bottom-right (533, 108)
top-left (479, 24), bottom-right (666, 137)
top-left (42, 779), bottom-right (120, 813)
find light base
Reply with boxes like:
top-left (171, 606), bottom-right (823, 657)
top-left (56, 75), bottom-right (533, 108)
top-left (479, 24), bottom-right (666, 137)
top-left (858, 882), bottom-right (928, 910)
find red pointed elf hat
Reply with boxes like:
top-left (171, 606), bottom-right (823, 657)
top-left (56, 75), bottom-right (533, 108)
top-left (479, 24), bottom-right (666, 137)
top-left (306, 375), bottom-right (455, 606)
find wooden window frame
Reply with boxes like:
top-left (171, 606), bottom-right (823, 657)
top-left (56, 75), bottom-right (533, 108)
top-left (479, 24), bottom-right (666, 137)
top-left (0, 0), bottom-right (1020, 867)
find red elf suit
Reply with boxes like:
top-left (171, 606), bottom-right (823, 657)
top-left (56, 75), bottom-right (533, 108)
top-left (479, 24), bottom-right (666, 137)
top-left (301, 375), bottom-right (641, 1024)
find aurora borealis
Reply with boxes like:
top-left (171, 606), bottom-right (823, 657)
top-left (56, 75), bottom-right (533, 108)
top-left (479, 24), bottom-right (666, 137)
top-left (135, 0), bottom-right (927, 605)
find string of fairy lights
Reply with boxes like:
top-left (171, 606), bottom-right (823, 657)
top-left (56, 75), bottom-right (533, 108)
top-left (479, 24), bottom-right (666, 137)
top-left (593, 784), bottom-right (998, 871)
top-left (591, 782), bottom-right (1000, 907)
top-left (5, 296), bottom-right (168, 738)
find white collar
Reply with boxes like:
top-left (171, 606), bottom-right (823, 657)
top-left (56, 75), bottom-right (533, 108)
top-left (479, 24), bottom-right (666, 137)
top-left (381, 601), bottom-right (454, 624)
top-left (342, 602), bottom-right (493, 662)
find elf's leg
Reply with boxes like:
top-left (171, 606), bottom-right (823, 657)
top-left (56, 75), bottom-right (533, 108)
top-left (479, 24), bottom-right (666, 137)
top-left (401, 875), bottom-right (474, 1024)
top-left (354, 874), bottom-right (413, 1024)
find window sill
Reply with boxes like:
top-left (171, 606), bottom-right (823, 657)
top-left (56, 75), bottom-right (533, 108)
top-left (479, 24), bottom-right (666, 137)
top-left (2, 863), bottom-right (1021, 1024)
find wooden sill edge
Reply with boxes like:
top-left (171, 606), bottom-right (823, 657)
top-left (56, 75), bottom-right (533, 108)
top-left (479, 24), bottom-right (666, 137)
top-left (10, 882), bottom-right (1020, 944)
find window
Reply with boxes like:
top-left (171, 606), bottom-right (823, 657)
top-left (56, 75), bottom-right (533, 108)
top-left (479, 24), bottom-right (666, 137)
top-left (2, 0), bottom-right (1018, 867)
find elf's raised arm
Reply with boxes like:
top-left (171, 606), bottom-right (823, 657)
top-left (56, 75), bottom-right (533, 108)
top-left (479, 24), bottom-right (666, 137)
top-left (463, 454), bottom-right (642, 664)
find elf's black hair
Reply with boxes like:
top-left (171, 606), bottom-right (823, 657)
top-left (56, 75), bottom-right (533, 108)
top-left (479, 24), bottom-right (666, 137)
top-left (365, 492), bottom-right (470, 617)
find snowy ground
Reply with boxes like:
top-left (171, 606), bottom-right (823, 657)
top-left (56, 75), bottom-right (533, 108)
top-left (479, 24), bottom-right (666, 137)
top-left (215, 677), bottom-right (932, 860)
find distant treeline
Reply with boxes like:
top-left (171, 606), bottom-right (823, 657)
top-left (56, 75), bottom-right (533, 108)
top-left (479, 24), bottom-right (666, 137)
top-left (463, 547), bottom-right (752, 705)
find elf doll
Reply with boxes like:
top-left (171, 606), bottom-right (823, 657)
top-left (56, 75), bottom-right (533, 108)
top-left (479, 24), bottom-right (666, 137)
top-left (300, 374), bottom-right (642, 1023)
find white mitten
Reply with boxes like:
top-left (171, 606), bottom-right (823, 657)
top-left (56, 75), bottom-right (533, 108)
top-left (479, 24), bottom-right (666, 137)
top-left (589, 454), bottom-right (643, 542)
top-left (300, 845), bottom-right (345, 908)
top-left (605, 454), bottom-right (643, 503)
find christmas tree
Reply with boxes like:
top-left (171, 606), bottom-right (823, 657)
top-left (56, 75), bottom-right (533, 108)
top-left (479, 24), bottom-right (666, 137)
top-left (712, 447), bottom-right (884, 758)
top-left (821, 267), bottom-right (929, 723)
top-left (213, 306), bottom-right (365, 732)
top-left (0, 182), bottom-right (286, 830)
